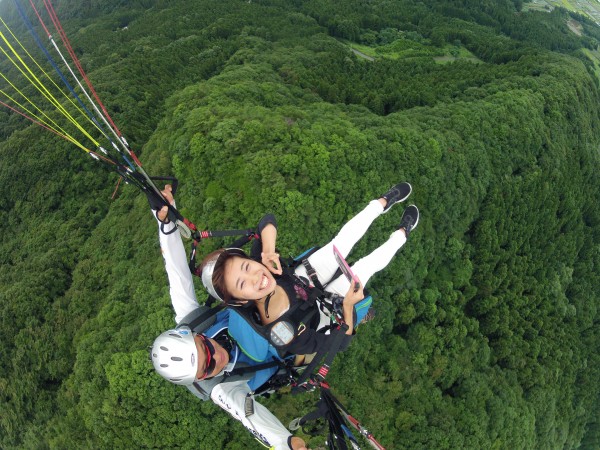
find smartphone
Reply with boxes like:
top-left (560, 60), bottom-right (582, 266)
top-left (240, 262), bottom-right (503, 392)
top-left (333, 245), bottom-right (361, 292)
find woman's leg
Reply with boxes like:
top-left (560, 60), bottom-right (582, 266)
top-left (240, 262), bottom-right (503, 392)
top-left (325, 229), bottom-right (407, 296)
top-left (294, 183), bottom-right (412, 286)
top-left (294, 200), bottom-right (384, 283)
top-left (326, 204), bottom-right (419, 296)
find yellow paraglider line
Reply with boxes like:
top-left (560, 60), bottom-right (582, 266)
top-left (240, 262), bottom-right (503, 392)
top-left (0, 72), bottom-right (73, 138)
top-left (0, 28), bottom-right (100, 147)
top-left (1, 0), bottom-right (146, 172)
top-left (0, 87), bottom-right (89, 152)
top-left (0, 0), bottom-right (197, 247)
top-left (0, 16), bottom-right (107, 139)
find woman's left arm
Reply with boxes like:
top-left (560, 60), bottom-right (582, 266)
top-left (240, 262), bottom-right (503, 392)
top-left (342, 282), bottom-right (364, 334)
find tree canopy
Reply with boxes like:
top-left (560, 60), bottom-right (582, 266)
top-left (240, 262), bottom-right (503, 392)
top-left (0, 0), bottom-right (599, 448)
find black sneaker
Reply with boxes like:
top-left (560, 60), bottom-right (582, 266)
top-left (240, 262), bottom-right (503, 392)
top-left (398, 205), bottom-right (419, 236)
top-left (381, 182), bottom-right (412, 213)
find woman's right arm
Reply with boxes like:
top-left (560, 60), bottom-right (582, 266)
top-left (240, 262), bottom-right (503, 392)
top-left (256, 214), bottom-right (282, 275)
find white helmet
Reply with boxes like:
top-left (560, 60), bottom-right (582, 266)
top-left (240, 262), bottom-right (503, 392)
top-left (201, 248), bottom-right (247, 301)
top-left (150, 326), bottom-right (198, 385)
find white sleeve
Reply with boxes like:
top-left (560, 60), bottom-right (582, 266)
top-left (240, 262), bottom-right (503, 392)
top-left (156, 215), bottom-right (200, 324)
top-left (211, 380), bottom-right (292, 450)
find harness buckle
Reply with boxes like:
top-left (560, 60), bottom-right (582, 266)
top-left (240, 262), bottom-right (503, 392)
top-left (302, 258), bottom-right (324, 291)
top-left (331, 295), bottom-right (345, 323)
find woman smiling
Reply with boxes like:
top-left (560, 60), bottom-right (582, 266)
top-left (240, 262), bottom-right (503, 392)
top-left (201, 182), bottom-right (419, 358)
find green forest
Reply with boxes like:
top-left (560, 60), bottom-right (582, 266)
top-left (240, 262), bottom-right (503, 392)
top-left (1, 0), bottom-right (599, 448)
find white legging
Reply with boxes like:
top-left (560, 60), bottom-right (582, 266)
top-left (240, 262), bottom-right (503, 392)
top-left (294, 200), bottom-right (407, 297)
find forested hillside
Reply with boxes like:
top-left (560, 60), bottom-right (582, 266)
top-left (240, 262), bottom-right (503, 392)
top-left (1, 0), bottom-right (599, 449)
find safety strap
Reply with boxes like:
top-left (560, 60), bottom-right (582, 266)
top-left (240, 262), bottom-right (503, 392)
top-left (288, 274), bottom-right (346, 326)
top-left (296, 386), bottom-right (386, 449)
top-left (223, 357), bottom-right (288, 378)
top-left (295, 258), bottom-right (348, 323)
top-left (305, 388), bottom-right (355, 449)
top-left (182, 304), bottom-right (225, 331)
top-left (302, 258), bottom-right (325, 291)
top-left (291, 322), bottom-right (349, 394)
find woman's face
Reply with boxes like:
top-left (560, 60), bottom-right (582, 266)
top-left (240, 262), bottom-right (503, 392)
top-left (223, 256), bottom-right (276, 300)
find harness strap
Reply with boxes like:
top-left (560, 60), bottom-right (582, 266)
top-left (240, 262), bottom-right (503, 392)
top-left (179, 304), bottom-right (225, 331)
top-left (302, 258), bottom-right (324, 291)
top-left (292, 322), bottom-right (349, 394)
top-left (223, 357), bottom-right (287, 378)
top-left (160, 221), bottom-right (178, 235)
top-left (290, 274), bottom-right (345, 324)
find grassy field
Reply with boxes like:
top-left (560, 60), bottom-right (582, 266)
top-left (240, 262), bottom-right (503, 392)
top-left (343, 39), bottom-right (480, 64)
top-left (433, 45), bottom-right (481, 64)
top-left (524, 0), bottom-right (600, 24)
top-left (346, 41), bottom-right (378, 59)
top-left (582, 48), bottom-right (600, 78)
top-left (342, 1), bottom-right (599, 68)
top-left (557, 0), bottom-right (576, 12)
top-left (548, 0), bottom-right (600, 21)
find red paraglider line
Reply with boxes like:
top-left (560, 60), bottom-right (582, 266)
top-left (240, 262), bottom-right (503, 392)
top-left (41, 0), bottom-right (123, 138)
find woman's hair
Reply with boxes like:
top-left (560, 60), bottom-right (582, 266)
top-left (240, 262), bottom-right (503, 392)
top-left (199, 249), bottom-right (251, 304)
